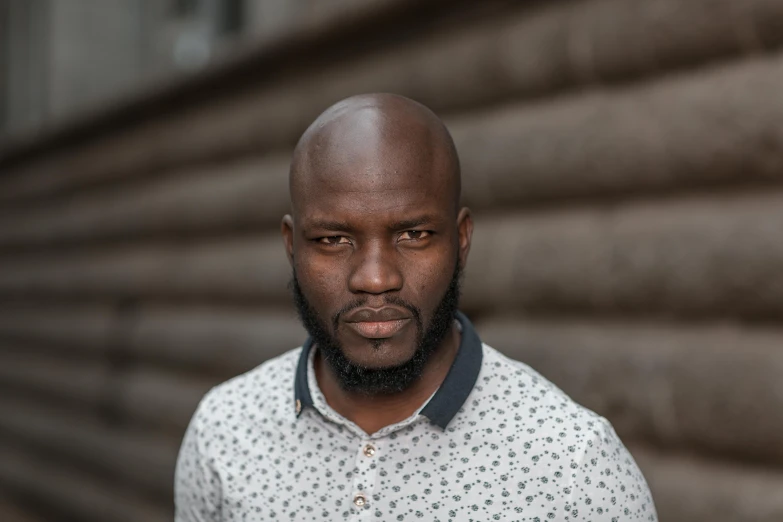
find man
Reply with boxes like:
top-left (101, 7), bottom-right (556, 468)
top-left (175, 93), bottom-right (657, 521)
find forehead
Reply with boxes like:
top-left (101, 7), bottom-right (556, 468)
top-left (296, 162), bottom-right (449, 228)
top-left (292, 112), bottom-right (454, 225)
top-left (299, 177), bottom-right (441, 228)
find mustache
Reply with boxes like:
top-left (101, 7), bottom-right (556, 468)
top-left (332, 296), bottom-right (422, 331)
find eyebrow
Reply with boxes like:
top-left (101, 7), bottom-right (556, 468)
top-left (305, 219), bottom-right (354, 232)
top-left (387, 215), bottom-right (441, 231)
top-left (304, 215), bottom-right (442, 233)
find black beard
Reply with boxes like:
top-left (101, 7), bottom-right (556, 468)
top-left (290, 261), bottom-right (462, 395)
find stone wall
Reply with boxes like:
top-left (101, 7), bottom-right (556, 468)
top-left (2, 0), bottom-right (783, 520)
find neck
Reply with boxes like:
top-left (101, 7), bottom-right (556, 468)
top-left (314, 323), bottom-right (461, 435)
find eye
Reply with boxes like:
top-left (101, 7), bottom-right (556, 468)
top-left (399, 230), bottom-right (431, 241)
top-left (318, 235), bottom-right (351, 246)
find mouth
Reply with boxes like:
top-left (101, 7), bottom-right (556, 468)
top-left (344, 318), bottom-right (411, 339)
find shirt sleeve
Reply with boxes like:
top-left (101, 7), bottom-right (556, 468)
top-left (175, 392), bottom-right (223, 522)
top-left (566, 417), bottom-right (658, 521)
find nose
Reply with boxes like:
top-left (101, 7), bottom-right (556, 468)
top-left (347, 241), bottom-right (403, 295)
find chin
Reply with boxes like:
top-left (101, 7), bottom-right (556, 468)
top-left (338, 336), bottom-right (418, 369)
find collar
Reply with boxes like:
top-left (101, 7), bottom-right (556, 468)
top-left (293, 310), bottom-right (483, 429)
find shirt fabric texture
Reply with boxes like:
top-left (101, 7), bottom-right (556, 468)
top-left (175, 312), bottom-right (657, 521)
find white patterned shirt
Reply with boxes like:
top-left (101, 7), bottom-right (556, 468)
top-left (175, 312), bottom-right (657, 521)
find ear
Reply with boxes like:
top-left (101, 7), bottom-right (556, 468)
top-left (456, 207), bottom-right (473, 269)
top-left (281, 214), bottom-right (295, 268)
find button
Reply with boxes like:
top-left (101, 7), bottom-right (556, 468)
top-left (362, 444), bottom-right (376, 457)
top-left (295, 399), bottom-right (302, 415)
top-left (353, 493), bottom-right (367, 507)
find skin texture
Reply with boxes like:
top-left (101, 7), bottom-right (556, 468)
top-left (281, 93), bottom-right (473, 434)
top-left (290, 260), bottom-right (462, 396)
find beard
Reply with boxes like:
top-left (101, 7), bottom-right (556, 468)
top-left (290, 260), bottom-right (462, 395)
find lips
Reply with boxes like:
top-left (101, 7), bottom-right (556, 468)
top-left (342, 307), bottom-right (412, 339)
top-left (345, 318), bottom-right (410, 338)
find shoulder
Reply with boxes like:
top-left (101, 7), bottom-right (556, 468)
top-left (568, 417), bottom-right (657, 520)
top-left (477, 343), bottom-right (617, 449)
top-left (192, 347), bottom-right (302, 428)
top-left (480, 345), bottom-right (656, 519)
top-left (480, 343), bottom-right (597, 417)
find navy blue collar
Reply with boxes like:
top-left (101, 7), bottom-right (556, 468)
top-left (293, 311), bottom-right (483, 429)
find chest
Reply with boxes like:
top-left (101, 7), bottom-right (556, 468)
top-left (216, 423), bottom-right (573, 521)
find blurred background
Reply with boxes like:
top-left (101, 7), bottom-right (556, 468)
top-left (1, 0), bottom-right (783, 520)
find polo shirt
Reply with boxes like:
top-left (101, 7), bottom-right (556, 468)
top-left (175, 312), bottom-right (657, 521)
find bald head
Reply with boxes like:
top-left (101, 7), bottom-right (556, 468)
top-left (289, 93), bottom-right (460, 214)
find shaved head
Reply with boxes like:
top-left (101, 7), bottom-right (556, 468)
top-left (290, 93), bottom-right (461, 215)
top-left (282, 93), bottom-right (472, 395)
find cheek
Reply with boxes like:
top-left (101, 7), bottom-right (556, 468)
top-left (401, 251), bottom-right (455, 309)
top-left (295, 253), bottom-right (347, 309)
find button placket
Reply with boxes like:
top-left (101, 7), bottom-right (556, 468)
top-left (351, 440), bottom-right (379, 517)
